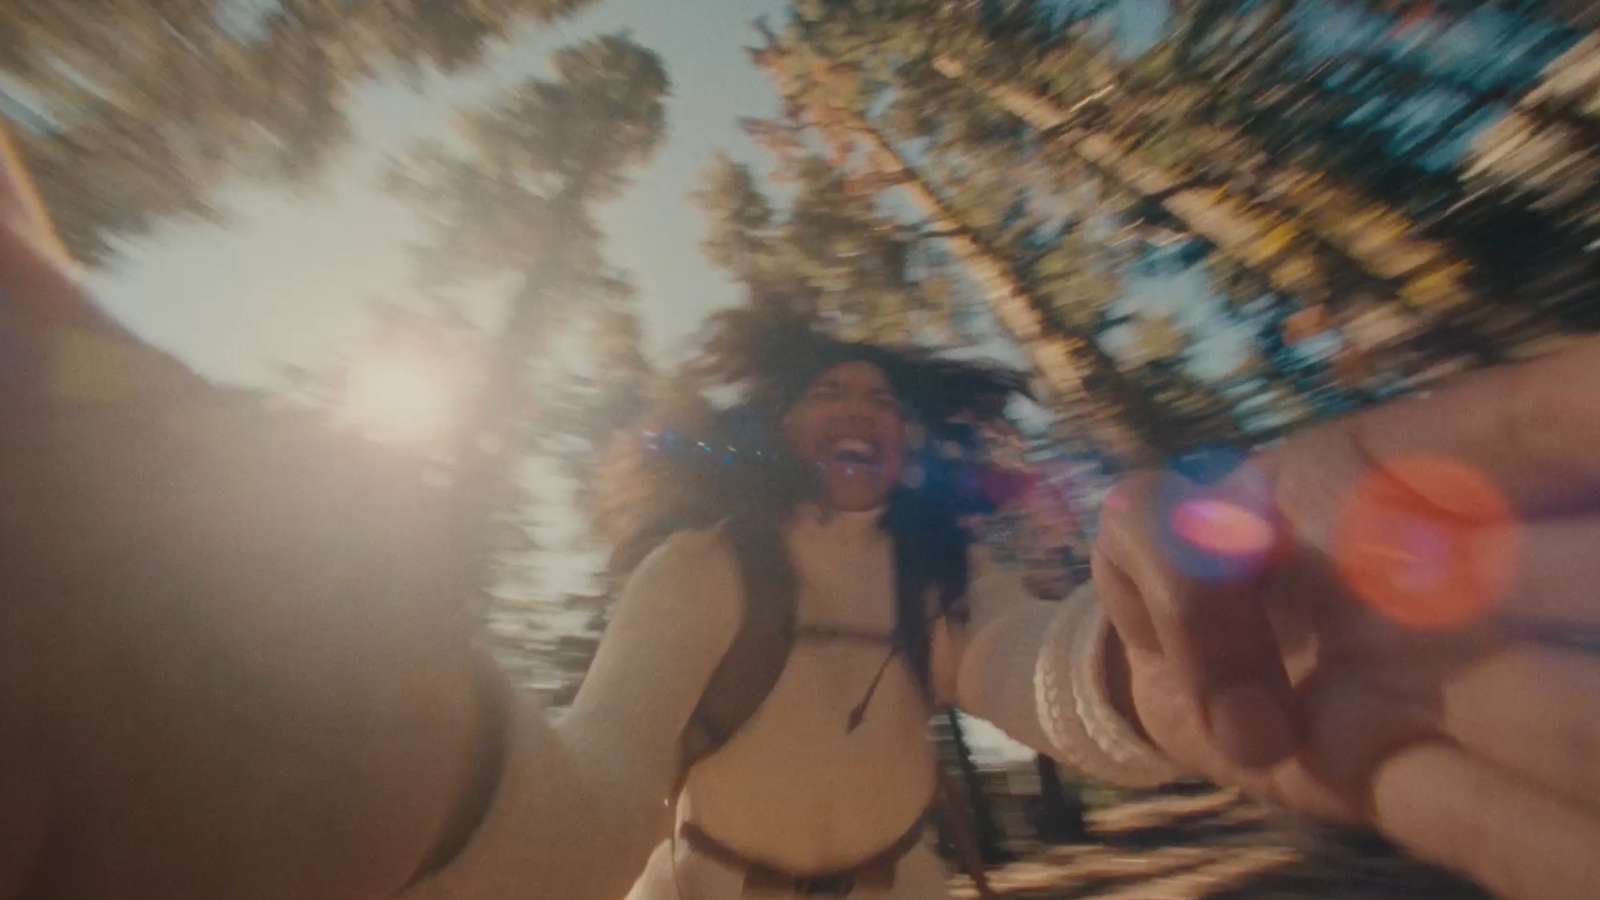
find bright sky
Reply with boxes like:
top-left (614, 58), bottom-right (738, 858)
top-left (86, 0), bottom-right (791, 387)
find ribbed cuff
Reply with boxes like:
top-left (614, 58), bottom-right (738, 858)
top-left (1035, 584), bottom-right (1183, 787)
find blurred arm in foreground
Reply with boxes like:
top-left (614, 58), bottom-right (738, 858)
top-left (0, 128), bottom-right (666, 900)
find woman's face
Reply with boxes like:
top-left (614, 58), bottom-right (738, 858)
top-left (781, 360), bottom-right (906, 512)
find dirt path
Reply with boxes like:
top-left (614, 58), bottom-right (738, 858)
top-left (949, 790), bottom-right (1489, 899)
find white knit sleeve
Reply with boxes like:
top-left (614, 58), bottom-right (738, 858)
top-left (948, 548), bottom-right (1182, 788)
top-left (409, 529), bottom-right (743, 900)
top-left (1034, 584), bottom-right (1183, 787)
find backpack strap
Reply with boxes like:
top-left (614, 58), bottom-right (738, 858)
top-left (675, 520), bottom-right (797, 785)
top-left (933, 764), bottom-right (999, 900)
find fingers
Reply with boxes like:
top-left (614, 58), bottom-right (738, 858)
top-left (1265, 430), bottom-right (1600, 640)
top-left (1270, 334), bottom-right (1600, 529)
top-left (1371, 741), bottom-right (1600, 900)
top-left (1441, 644), bottom-right (1600, 812)
top-left (1299, 667), bottom-right (1439, 804)
top-left (1090, 541), bottom-right (1158, 654)
top-left (1095, 470), bottom-right (1297, 769)
top-left (1492, 516), bottom-right (1600, 633)
top-left (1302, 641), bottom-right (1600, 870)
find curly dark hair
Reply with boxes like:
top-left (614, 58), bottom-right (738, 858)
top-left (594, 308), bottom-right (1029, 689)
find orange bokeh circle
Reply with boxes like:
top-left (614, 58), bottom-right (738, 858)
top-left (1334, 455), bottom-right (1518, 629)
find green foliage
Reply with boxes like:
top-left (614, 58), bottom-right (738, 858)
top-left (693, 145), bottom-right (976, 345)
top-left (372, 33), bottom-right (668, 700)
top-left (388, 34), bottom-right (669, 291)
top-left (3, 0), bottom-right (601, 263)
top-left (743, 8), bottom-right (1249, 460)
top-left (794, 0), bottom-right (1600, 454)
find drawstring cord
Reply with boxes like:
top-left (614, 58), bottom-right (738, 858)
top-left (846, 607), bottom-right (954, 734)
top-left (847, 645), bottom-right (900, 733)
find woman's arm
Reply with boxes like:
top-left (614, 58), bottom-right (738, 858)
top-left (413, 528), bottom-right (743, 900)
top-left (940, 546), bottom-right (1181, 787)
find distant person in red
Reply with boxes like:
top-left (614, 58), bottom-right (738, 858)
top-left (1, 118), bottom-right (1599, 900)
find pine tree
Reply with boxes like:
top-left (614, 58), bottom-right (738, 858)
top-left (1, 0), bottom-right (600, 262)
top-left (780, 5), bottom-right (1326, 439)
top-left (922, 23), bottom-right (1514, 369)
top-left (824, 1), bottom-right (1600, 392)
top-left (382, 34), bottom-right (668, 698)
top-left (497, 304), bottom-right (657, 702)
top-left (1137, 0), bottom-right (1595, 342)
top-left (748, 26), bottom-right (1199, 465)
top-left (1465, 36), bottom-right (1600, 242)
top-left (389, 32), bottom-right (667, 539)
top-left (696, 150), bottom-right (968, 344)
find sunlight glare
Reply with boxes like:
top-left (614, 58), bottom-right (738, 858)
top-left (340, 347), bottom-right (459, 448)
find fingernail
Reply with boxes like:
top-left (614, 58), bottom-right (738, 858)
top-left (1207, 681), bottom-right (1297, 768)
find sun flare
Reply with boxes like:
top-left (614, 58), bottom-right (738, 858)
top-left (339, 348), bottom-right (461, 448)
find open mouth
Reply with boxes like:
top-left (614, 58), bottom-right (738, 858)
top-left (829, 437), bottom-right (880, 467)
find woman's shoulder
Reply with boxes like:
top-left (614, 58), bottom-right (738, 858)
top-left (601, 523), bottom-right (745, 671)
top-left (623, 523), bottom-right (742, 604)
top-left (637, 522), bottom-right (734, 568)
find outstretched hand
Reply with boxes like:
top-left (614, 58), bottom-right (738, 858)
top-left (1093, 336), bottom-right (1600, 900)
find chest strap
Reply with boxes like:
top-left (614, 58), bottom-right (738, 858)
top-left (793, 624), bottom-right (896, 647)
top-left (680, 814), bottom-right (928, 897)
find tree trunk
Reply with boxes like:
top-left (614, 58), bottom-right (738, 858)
top-left (449, 264), bottom-right (562, 600)
top-left (838, 105), bottom-right (1170, 465)
top-left (930, 55), bottom-right (1500, 361)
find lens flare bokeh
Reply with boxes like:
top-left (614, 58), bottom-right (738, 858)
top-left (1334, 455), bottom-right (1518, 629)
top-left (1155, 448), bottom-right (1278, 583)
top-left (1170, 497), bottom-right (1278, 558)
